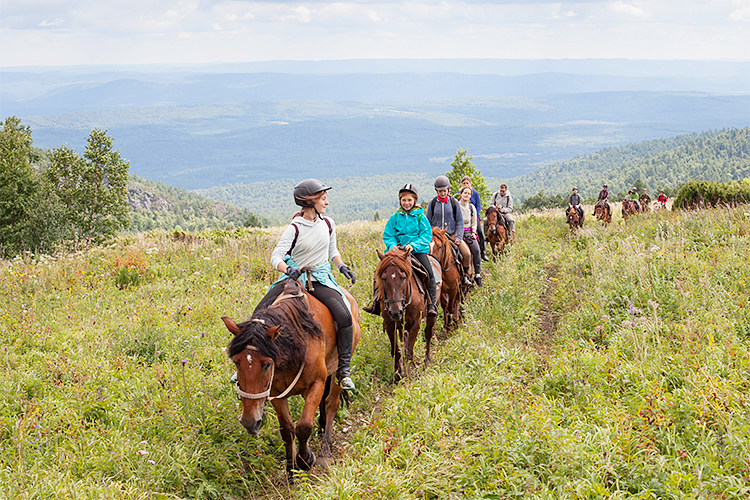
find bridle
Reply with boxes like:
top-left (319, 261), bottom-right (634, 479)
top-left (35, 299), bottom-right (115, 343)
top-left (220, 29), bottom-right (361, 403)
top-left (233, 296), bottom-right (307, 402)
top-left (429, 236), bottom-right (457, 272)
top-left (382, 266), bottom-right (413, 309)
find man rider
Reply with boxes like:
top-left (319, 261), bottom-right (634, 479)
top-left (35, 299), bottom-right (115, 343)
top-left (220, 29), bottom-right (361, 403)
top-left (488, 184), bottom-right (515, 241)
top-left (568, 187), bottom-right (584, 222)
top-left (639, 188), bottom-right (651, 207)
top-left (593, 184), bottom-right (609, 215)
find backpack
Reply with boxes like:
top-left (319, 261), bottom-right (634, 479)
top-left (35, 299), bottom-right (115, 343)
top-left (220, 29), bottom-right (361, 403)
top-left (428, 196), bottom-right (459, 222)
top-left (286, 217), bottom-right (332, 256)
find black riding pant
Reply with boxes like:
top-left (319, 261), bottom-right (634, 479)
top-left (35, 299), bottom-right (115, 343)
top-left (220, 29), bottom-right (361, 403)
top-left (413, 252), bottom-right (437, 306)
top-left (476, 221), bottom-right (486, 253)
top-left (255, 280), bottom-right (352, 331)
top-left (463, 232), bottom-right (481, 275)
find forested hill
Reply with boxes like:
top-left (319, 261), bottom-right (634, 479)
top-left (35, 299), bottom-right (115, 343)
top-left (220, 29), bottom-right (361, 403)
top-left (505, 128), bottom-right (750, 199)
top-left (127, 175), bottom-right (262, 232)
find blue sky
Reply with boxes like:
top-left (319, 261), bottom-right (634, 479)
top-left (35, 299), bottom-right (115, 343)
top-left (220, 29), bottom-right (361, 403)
top-left (1, 1), bottom-right (748, 67)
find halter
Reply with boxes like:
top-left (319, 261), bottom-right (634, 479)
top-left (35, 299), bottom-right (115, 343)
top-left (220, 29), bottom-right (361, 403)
top-left (383, 279), bottom-right (413, 308)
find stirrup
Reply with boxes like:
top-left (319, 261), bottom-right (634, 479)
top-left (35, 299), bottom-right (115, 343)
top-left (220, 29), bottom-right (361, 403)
top-left (427, 303), bottom-right (438, 318)
top-left (338, 376), bottom-right (356, 390)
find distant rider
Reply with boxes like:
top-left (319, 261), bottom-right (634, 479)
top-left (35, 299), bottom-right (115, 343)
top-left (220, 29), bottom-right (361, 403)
top-left (657, 190), bottom-right (668, 209)
top-left (639, 188), bottom-right (651, 207)
top-left (427, 175), bottom-right (472, 286)
top-left (593, 184), bottom-right (609, 215)
top-left (568, 187), bottom-right (584, 222)
top-left (488, 184), bottom-right (515, 242)
top-left (458, 175), bottom-right (489, 261)
top-left (363, 184), bottom-right (439, 318)
top-left (627, 188), bottom-right (641, 212)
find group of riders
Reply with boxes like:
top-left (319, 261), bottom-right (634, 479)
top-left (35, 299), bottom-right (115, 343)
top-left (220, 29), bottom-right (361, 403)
top-left (258, 176), bottom-right (518, 393)
top-left (568, 184), bottom-right (669, 224)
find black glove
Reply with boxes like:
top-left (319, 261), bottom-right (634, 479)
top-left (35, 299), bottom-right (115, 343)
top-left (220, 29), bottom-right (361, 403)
top-left (339, 264), bottom-right (356, 284)
top-left (285, 267), bottom-right (302, 281)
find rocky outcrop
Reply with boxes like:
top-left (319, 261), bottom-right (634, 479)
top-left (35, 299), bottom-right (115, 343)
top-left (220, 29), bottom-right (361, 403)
top-left (127, 185), bottom-right (174, 211)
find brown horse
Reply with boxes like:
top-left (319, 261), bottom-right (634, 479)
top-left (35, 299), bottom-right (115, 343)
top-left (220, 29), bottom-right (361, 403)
top-left (566, 206), bottom-right (583, 231)
top-left (594, 203), bottom-right (612, 226)
top-left (223, 279), bottom-right (360, 479)
top-left (622, 200), bottom-right (639, 221)
top-left (429, 227), bottom-right (463, 332)
top-left (484, 206), bottom-right (508, 258)
top-left (375, 247), bottom-right (440, 381)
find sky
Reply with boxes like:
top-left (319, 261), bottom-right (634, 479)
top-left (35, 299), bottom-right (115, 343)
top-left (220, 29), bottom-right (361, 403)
top-left (1, 0), bottom-right (749, 67)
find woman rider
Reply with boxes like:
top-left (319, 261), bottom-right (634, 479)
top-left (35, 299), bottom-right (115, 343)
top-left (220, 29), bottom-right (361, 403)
top-left (254, 179), bottom-right (358, 390)
top-left (426, 175), bottom-right (472, 286)
top-left (458, 186), bottom-right (482, 286)
top-left (364, 184), bottom-right (439, 317)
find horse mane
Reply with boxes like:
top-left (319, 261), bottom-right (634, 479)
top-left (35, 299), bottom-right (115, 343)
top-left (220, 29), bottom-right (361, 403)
top-left (227, 280), bottom-right (323, 371)
top-left (430, 227), bottom-right (454, 269)
top-left (374, 247), bottom-right (413, 294)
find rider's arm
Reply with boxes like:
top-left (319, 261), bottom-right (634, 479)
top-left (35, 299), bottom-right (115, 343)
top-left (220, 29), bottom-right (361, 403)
top-left (415, 213), bottom-right (433, 251)
top-left (326, 217), bottom-right (342, 263)
top-left (270, 224), bottom-right (298, 273)
top-left (382, 213), bottom-right (399, 252)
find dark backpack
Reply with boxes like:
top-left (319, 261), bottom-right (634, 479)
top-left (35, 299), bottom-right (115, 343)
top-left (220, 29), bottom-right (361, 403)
top-left (286, 217), bottom-right (333, 256)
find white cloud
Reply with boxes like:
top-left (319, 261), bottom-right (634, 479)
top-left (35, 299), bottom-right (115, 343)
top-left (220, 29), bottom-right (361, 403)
top-left (729, 6), bottom-right (750, 21)
top-left (38, 18), bottom-right (64, 27)
top-left (608, 1), bottom-right (646, 18)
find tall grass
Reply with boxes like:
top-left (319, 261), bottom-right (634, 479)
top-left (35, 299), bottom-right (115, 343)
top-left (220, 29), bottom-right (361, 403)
top-left (1, 209), bottom-right (748, 498)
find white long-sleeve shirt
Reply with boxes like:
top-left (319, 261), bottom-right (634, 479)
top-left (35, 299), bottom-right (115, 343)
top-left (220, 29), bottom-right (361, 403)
top-left (270, 216), bottom-right (341, 271)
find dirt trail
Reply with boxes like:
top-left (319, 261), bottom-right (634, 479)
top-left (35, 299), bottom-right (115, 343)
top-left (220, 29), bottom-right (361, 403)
top-left (531, 263), bottom-right (560, 358)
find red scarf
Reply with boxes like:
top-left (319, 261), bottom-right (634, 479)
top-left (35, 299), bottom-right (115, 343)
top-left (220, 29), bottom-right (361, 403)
top-left (437, 195), bottom-right (450, 203)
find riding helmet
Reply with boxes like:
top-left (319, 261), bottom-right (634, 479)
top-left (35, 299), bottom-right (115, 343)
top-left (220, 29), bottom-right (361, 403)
top-left (293, 178), bottom-right (332, 207)
top-left (399, 183), bottom-right (419, 199)
top-left (434, 175), bottom-right (451, 191)
top-left (572, 186), bottom-right (578, 191)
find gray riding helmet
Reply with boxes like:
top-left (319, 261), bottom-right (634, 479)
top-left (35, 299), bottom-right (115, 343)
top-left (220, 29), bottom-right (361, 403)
top-left (293, 178), bottom-right (332, 207)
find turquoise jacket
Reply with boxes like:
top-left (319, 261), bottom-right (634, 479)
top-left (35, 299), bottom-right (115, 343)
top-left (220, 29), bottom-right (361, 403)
top-left (383, 207), bottom-right (432, 254)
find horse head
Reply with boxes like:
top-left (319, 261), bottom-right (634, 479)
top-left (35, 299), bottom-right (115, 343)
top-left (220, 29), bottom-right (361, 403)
top-left (485, 206), bottom-right (499, 234)
top-left (376, 248), bottom-right (412, 322)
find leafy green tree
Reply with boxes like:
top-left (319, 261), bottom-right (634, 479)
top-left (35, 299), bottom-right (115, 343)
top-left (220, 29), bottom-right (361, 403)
top-left (0, 117), bottom-right (47, 256)
top-left (45, 129), bottom-right (130, 248)
top-left (446, 149), bottom-right (490, 202)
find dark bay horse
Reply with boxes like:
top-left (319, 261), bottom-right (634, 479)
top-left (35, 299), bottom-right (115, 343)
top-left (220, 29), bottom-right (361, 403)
top-left (595, 203), bottom-right (612, 226)
top-left (622, 200), bottom-right (639, 221)
top-left (484, 206), bottom-right (507, 258)
top-left (223, 279), bottom-right (360, 479)
top-left (429, 227), bottom-right (463, 332)
top-left (565, 206), bottom-right (583, 231)
top-left (375, 247), bottom-right (440, 381)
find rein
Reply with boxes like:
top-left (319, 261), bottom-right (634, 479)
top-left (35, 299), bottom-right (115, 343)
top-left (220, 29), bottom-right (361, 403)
top-left (430, 238), bottom-right (456, 272)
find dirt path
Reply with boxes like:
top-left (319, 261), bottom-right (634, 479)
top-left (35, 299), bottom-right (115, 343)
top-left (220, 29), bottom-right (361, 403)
top-left (531, 263), bottom-right (560, 358)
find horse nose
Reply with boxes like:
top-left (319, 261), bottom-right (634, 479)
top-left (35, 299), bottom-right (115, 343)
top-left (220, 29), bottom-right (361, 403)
top-left (388, 309), bottom-right (403, 322)
top-left (240, 416), bottom-right (264, 436)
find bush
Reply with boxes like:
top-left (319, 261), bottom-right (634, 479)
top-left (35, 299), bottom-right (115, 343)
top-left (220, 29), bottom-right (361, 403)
top-left (672, 179), bottom-right (750, 210)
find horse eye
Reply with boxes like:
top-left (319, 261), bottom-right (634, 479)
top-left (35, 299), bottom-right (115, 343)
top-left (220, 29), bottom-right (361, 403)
top-left (262, 361), bottom-right (272, 371)
top-left (232, 358), bottom-right (239, 366)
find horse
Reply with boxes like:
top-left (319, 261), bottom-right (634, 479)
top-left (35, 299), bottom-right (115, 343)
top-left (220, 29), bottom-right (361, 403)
top-left (594, 202), bottom-right (612, 226)
top-left (622, 200), bottom-right (639, 221)
top-left (223, 278), bottom-right (360, 480)
top-left (374, 247), bottom-right (441, 381)
top-left (484, 206), bottom-right (508, 259)
top-left (429, 227), bottom-right (463, 332)
top-left (565, 206), bottom-right (583, 231)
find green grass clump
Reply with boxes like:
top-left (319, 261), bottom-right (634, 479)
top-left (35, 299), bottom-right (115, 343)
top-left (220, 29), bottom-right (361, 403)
top-left (1, 208), bottom-right (749, 499)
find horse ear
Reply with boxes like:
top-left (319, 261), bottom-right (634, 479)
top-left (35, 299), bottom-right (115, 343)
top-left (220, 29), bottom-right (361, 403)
top-left (222, 316), bottom-right (241, 336)
top-left (376, 250), bottom-right (385, 260)
top-left (266, 325), bottom-right (281, 340)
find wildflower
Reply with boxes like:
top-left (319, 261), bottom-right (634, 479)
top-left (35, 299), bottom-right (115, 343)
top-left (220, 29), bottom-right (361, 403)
top-left (148, 460), bottom-right (155, 465)
top-left (138, 450), bottom-right (149, 455)
top-left (181, 360), bottom-right (187, 365)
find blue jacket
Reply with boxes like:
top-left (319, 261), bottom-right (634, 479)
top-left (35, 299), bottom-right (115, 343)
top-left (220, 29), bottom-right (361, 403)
top-left (426, 196), bottom-right (464, 237)
top-left (383, 207), bottom-right (432, 254)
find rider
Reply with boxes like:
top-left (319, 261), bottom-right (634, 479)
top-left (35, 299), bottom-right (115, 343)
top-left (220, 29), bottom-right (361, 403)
top-left (627, 188), bottom-right (641, 212)
top-left (426, 175), bottom-right (472, 286)
top-left (593, 184), bottom-right (609, 215)
top-left (657, 190), bottom-right (668, 208)
top-left (458, 176), bottom-right (489, 262)
top-left (364, 184), bottom-right (439, 318)
top-left (489, 184), bottom-right (515, 242)
top-left (458, 186), bottom-right (482, 287)
top-left (259, 179), bottom-right (358, 391)
top-left (568, 187), bottom-right (584, 222)
top-left (639, 188), bottom-right (651, 207)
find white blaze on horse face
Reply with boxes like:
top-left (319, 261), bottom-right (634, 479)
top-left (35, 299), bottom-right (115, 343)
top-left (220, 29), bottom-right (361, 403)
top-left (391, 273), bottom-right (396, 279)
top-left (246, 353), bottom-right (252, 369)
top-left (429, 241), bottom-right (435, 252)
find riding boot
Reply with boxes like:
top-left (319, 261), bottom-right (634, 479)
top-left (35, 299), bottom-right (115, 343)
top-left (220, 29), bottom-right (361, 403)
top-left (336, 324), bottom-right (355, 390)
top-left (461, 266), bottom-right (472, 286)
top-left (427, 280), bottom-right (438, 318)
top-left (363, 298), bottom-right (380, 315)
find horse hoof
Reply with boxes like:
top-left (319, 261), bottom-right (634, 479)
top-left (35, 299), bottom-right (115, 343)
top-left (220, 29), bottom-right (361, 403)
top-left (296, 449), bottom-right (316, 470)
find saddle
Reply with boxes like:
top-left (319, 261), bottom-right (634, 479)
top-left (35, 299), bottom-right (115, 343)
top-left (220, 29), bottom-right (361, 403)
top-left (408, 254), bottom-right (431, 299)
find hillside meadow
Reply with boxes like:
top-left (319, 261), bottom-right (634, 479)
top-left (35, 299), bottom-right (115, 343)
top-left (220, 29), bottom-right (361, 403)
top-left (1, 206), bottom-right (749, 499)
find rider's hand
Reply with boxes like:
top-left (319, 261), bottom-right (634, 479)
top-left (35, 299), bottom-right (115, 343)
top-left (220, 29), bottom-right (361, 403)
top-left (403, 244), bottom-right (413, 253)
top-left (339, 264), bottom-right (356, 284)
top-left (454, 235), bottom-right (462, 244)
top-left (285, 267), bottom-right (302, 281)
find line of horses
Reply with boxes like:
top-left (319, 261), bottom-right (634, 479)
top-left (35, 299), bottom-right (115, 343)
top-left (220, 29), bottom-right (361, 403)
top-left (221, 207), bottom-right (512, 480)
top-left (566, 200), bottom-right (663, 232)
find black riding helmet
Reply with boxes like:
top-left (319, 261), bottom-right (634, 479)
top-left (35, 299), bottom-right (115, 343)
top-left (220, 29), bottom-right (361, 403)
top-left (434, 175), bottom-right (450, 191)
top-left (399, 183), bottom-right (419, 199)
top-left (294, 178), bottom-right (332, 207)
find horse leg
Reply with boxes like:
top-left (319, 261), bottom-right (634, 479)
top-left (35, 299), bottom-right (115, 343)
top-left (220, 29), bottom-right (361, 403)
top-left (384, 319), bottom-right (403, 382)
top-left (317, 375), bottom-right (331, 436)
top-left (423, 308), bottom-right (436, 369)
top-left (320, 376), bottom-right (343, 458)
top-left (294, 378), bottom-right (326, 471)
top-left (270, 399), bottom-right (297, 480)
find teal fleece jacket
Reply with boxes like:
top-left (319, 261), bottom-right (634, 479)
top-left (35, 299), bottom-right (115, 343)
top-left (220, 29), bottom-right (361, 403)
top-left (383, 207), bottom-right (432, 254)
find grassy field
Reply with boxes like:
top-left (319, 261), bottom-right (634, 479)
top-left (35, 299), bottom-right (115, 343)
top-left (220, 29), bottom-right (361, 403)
top-left (2, 207), bottom-right (749, 499)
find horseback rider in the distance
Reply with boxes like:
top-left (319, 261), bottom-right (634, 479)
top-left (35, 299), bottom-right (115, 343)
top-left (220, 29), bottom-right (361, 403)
top-left (568, 187), bottom-right (584, 222)
top-left (593, 184), bottom-right (609, 215)
top-left (488, 184), bottom-right (515, 242)
top-left (364, 184), bottom-right (439, 318)
top-left (257, 179), bottom-right (358, 391)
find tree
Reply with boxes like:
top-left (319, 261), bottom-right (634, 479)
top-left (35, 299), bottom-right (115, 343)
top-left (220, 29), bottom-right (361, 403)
top-left (0, 117), bottom-right (42, 256)
top-left (45, 129), bottom-right (130, 248)
top-left (446, 149), bottom-right (490, 202)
